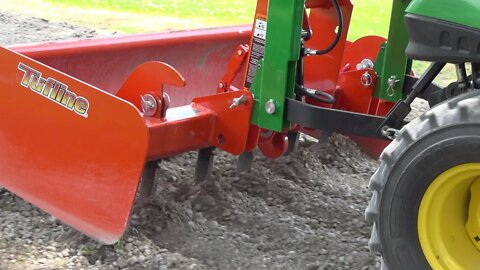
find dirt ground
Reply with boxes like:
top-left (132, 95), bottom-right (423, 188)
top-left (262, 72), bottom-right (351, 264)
top-left (0, 11), bottom-right (386, 270)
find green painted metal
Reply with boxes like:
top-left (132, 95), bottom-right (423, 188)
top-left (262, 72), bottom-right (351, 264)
top-left (407, 0), bottom-right (480, 29)
top-left (373, 0), bottom-right (412, 101)
top-left (250, 0), bottom-right (304, 131)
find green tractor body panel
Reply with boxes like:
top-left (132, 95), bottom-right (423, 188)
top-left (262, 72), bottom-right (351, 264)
top-left (249, 0), bottom-right (304, 131)
top-left (407, 0), bottom-right (480, 29)
top-left (373, 0), bottom-right (412, 101)
top-left (405, 0), bottom-right (480, 63)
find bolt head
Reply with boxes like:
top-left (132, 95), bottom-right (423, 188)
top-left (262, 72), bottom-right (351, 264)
top-left (356, 59), bottom-right (374, 70)
top-left (387, 78), bottom-right (394, 86)
top-left (230, 95), bottom-right (248, 109)
top-left (218, 82), bottom-right (225, 89)
top-left (237, 50), bottom-right (243, 56)
top-left (141, 94), bottom-right (158, 117)
top-left (265, 100), bottom-right (277, 115)
top-left (387, 76), bottom-right (400, 87)
top-left (361, 72), bottom-right (373, 87)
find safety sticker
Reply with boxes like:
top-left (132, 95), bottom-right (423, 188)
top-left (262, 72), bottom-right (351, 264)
top-left (245, 18), bottom-right (267, 88)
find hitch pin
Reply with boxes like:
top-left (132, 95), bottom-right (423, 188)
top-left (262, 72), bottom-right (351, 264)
top-left (230, 95), bottom-right (248, 109)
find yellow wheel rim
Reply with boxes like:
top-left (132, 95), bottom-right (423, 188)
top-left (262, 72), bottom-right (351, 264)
top-left (418, 163), bottom-right (480, 270)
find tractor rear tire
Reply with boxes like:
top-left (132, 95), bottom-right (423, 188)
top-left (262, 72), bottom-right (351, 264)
top-left (366, 90), bottom-right (480, 270)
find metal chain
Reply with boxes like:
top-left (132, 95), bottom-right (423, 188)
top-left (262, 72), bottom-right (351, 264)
top-left (381, 126), bottom-right (400, 140)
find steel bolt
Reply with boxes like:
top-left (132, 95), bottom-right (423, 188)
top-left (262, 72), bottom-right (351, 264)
top-left (361, 72), bottom-right (373, 87)
top-left (237, 50), bottom-right (243, 56)
top-left (230, 95), bottom-right (248, 109)
top-left (387, 75), bottom-right (401, 96)
top-left (218, 82), bottom-right (225, 89)
top-left (387, 76), bottom-right (400, 88)
top-left (356, 59), bottom-right (374, 70)
top-left (141, 94), bottom-right (158, 117)
top-left (265, 99), bottom-right (277, 115)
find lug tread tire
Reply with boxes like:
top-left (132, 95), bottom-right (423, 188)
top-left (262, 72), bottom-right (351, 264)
top-left (366, 90), bottom-right (480, 269)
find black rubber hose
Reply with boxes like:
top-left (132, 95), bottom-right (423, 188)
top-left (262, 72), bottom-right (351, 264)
top-left (295, 84), bottom-right (336, 104)
top-left (309, 0), bottom-right (343, 55)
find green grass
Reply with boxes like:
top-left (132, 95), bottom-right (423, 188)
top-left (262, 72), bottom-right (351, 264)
top-left (44, 0), bottom-right (257, 26)
top-left (42, 0), bottom-right (392, 38)
top-left (349, 0), bottom-right (391, 40)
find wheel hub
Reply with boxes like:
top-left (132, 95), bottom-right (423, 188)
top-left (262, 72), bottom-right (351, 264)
top-left (418, 163), bottom-right (480, 269)
top-left (466, 179), bottom-right (480, 252)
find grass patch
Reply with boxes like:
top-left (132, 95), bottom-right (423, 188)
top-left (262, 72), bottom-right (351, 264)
top-left (44, 0), bottom-right (257, 26)
top-left (349, 0), bottom-right (391, 40)
top-left (40, 0), bottom-right (392, 38)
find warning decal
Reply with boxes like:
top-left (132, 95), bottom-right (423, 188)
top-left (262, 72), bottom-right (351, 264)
top-left (245, 18), bottom-right (267, 88)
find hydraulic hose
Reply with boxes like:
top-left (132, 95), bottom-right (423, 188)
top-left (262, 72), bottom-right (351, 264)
top-left (307, 0), bottom-right (343, 56)
top-left (296, 84), bottom-right (336, 104)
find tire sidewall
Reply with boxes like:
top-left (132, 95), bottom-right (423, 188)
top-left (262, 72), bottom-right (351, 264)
top-left (380, 124), bottom-right (480, 269)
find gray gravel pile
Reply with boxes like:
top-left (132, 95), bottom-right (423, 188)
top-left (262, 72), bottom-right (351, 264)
top-left (134, 135), bottom-right (380, 270)
top-left (0, 192), bottom-right (201, 270)
top-left (0, 11), bottom-right (393, 270)
top-left (0, 12), bottom-right (104, 46)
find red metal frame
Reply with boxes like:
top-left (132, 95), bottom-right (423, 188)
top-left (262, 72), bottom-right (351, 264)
top-left (145, 90), bottom-right (253, 160)
top-left (11, 26), bottom-right (252, 108)
top-left (8, 7), bottom-right (394, 159)
top-left (303, 0), bottom-right (354, 94)
top-left (0, 1), bottom-right (400, 243)
top-left (0, 37), bottom-right (253, 243)
top-left (217, 44), bottom-right (249, 93)
top-left (0, 47), bottom-right (149, 244)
